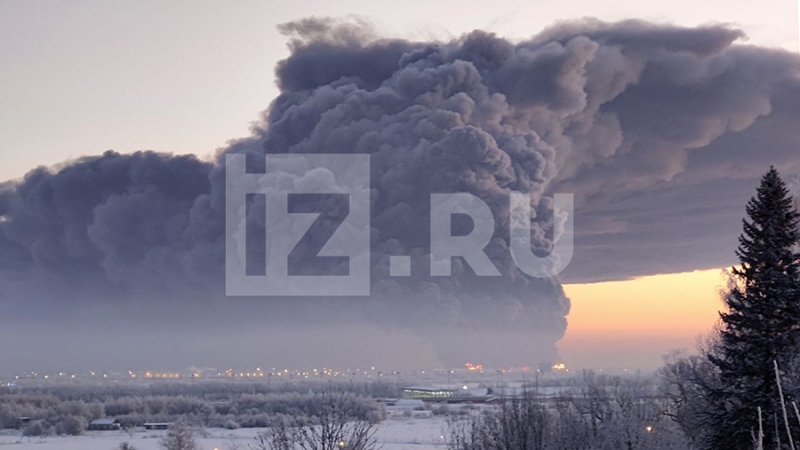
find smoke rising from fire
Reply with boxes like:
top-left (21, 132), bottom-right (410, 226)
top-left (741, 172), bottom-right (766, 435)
top-left (0, 18), bottom-right (798, 370)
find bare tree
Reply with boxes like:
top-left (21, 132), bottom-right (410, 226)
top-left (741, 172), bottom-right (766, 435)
top-left (446, 387), bottom-right (552, 450)
top-left (250, 417), bottom-right (295, 450)
top-left (158, 421), bottom-right (198, 450)
top-left (448, 373), bottom-right (688, 450)
top-left (293, 391), bottom-right (379, 450)
top-left (658, 347), bottom-right (720, 446)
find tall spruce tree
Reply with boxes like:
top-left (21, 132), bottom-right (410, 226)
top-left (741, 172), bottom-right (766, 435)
top-left (706, 167), bottom-right (800, 449)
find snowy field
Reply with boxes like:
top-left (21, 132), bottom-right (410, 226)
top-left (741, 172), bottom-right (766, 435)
top-left (0, 417), bottom-right (448, 450)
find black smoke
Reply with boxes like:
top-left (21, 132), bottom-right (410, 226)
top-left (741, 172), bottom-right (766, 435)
top-left (0, 18), bottom-right (799, 371)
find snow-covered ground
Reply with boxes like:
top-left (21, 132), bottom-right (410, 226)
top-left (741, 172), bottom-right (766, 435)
top-left (0, 417), bottom-right (448, 450)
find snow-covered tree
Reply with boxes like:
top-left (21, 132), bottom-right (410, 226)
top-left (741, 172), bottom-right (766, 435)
top-left (294, 391), bottom-right (379, 450)
top-left (158, 421), bottom-right (198, 450)
top-left (706, 167), bottom-right (800, 449)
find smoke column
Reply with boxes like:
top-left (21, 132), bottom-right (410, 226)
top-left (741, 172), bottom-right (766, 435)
top-left (0, 18), bottom-right (798, 370)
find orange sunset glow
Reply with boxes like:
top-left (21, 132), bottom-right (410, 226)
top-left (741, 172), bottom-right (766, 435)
top-left (561, 268), bottom-right (729, 369)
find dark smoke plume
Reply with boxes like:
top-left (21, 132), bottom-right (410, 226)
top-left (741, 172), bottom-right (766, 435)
top-left (1, 18), bottom-right (799, 371)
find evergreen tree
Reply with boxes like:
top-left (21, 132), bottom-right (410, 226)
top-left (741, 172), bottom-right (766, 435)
top-left (706, 167), bottom-right (800, 449)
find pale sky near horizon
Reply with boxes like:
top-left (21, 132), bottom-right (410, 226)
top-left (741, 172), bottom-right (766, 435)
top-left (0, 0), bottom-right (798, 370)
top-left (563, 269), bottom-right (726, 369)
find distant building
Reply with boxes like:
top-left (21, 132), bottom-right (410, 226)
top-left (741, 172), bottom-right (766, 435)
top-left (454, 387), bottom-right (489, 397)
top-left (144, 422), bottom-right (172, 430)
top-left (401, 386), bottom-right (455, 399)
top-left (11, 417), bottom-right (31, 430)
top-left (88, 417), bottom-right (121, 431)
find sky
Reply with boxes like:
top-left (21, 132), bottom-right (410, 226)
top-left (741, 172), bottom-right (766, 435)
top-left (1, 0), bottom-right (798, 183)
top-left (563, 268), bottom-right (726, 369)
top-left (0, 0), bottom-right (799, 372)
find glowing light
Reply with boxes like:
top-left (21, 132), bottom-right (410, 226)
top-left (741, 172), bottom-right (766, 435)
top-left (465, 362), bottom-right (483, 371)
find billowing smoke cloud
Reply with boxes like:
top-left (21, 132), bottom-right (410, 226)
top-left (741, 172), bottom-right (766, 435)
top-left (0, 18), bottom-right (799, 371)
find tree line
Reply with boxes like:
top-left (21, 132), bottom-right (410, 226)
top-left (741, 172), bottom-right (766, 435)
top-left (0, 387), bottom-right (384, 437)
